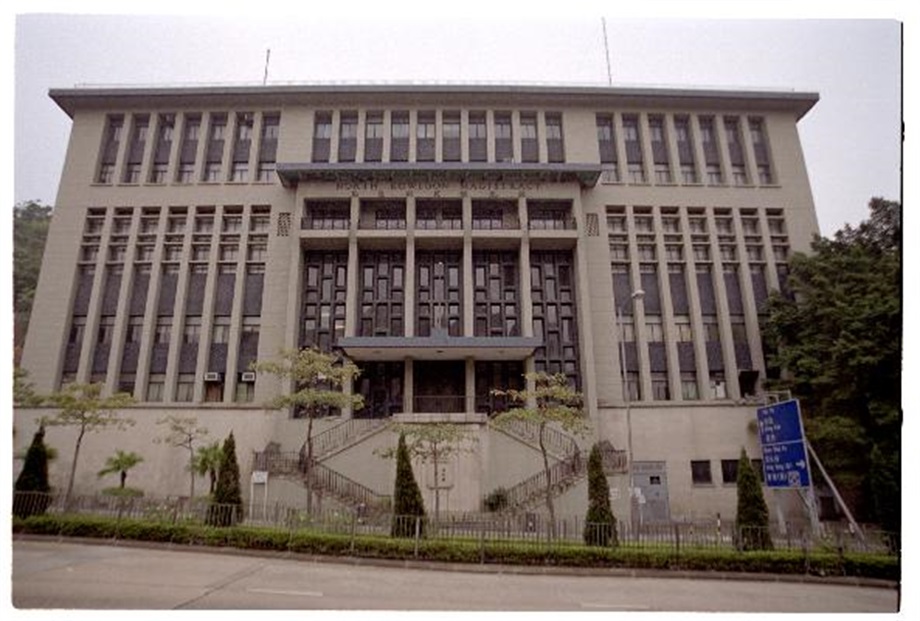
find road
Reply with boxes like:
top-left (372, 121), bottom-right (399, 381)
top-left (12, 539), bottom-right (898, 611)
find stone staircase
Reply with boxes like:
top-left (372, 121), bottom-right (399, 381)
top-left (251, 417), bottom-right (391, 512)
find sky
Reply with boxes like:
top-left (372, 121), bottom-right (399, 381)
top-left (10, 11), bottom-right (904, 237)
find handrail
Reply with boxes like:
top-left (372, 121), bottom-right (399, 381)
top-left (496, 418), bottom-right (578, 459)
top-left (311, 417), bottom-right (389, 459)
top-left (499, 452), bottom-right (586, 513)
top-left (307, 461), bottom-right (391, 509)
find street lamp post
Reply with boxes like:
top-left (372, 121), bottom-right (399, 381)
top-left (617, 289), bottom-right (644, 527)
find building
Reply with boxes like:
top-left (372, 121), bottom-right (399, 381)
top-left (17, 83), bottom-right (820, 524)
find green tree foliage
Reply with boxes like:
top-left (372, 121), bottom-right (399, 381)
top-left (391, 433), bottom-right (426, 537)
top-left (13, 201), bottom-right (53, 358)
top-left (378, 423), bottom-right (476, 519)
top-left (491, 372), bottom-right (588, 531)
top-left (209, 432), bottom-right (243, 527)
top-left (44, 383), bottom-right (135, 505)
top-left (14, 425), bottom-right (53, 518)
top-left (252, 348), bottom-right (364, 511)
top-left (155, 416), bottom-right (209, 499)
top-left (14, 367), bottom-right (44, 407)
top-left (97, 450), bottom-right (144, 490)
top-left (584, 443), bottom-right (617, 547)
top-left (761, 198), bottom-right (900, 530)
top-left (735, 448), bottom-right (772, 551)
top-left (192, 441), bottom-right (223, 495)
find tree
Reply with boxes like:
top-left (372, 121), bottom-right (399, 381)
top-left (208, 431), bottom-right (243, 527)
top-left (491, 372), bottom-right (588, 533)
top-left (13, 201), bottom-right (53, 361)
top-left (252, 348), bottom-right (364, 511)
top-left (14, 367), bottom-right (44, 407)
top-left (584, 443), bottom-right (617, 547)
top-left (14, 425), bottom-right (53, 518)
top-left (391, 433), bottom-right (427, 538)
top-left (735, 448), bottom-right (772, 551)
top-left (155, 415), bottom-right (209, 500)
top-left (44, 383), bottom-right (135, 505)
top-left (378, 423), bottom-right (476, 519)
top-left (761, 197), bottom-right (900, 530)
top-left (192, 441), bottom-right (223, 496)
top-left (97, 450), bottom-right (144, 490)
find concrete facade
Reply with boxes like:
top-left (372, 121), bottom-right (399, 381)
top-left (16, 83), bottom-right (821, 523)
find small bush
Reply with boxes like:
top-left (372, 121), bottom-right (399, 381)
top-left (101, 487), bottom-right (144, 498)
top-left (483, 487), bottom-right (509, 512)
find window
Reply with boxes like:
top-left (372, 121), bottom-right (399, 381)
top-left (230, 163), bottom-right (249, 182)
top-left (176, 375), bottom-right (195, 402)
top-left (651, 373), bottom-right (669, 400)
top-left (646, 321), bottom-right (664, 342)
top-left (710, 373), bottom-right (727, 399)
top-left (97, 116), bottom-right (124, 183)
top-left (154, 322), bottom-right (171, 344)
top-left (545, 113), bottom-right (564, 163)
top-left (681, 374), bottom-right (699, 400)
top-left (203, 163), bottom-right (221, 182)
top-left (693, 245), bottom-right (710, 262)
top-left (691, 460), bottom-right (713, 485)
top-left (721, 459), bottom-right (739, 484)
top-left (416, 112), bottom-right (436, 162)
top-left (183, 323), bottom-right (200, 345)
top-left (123, 164), bottom-right (142, 183)
top-left (220, 244), bottom-right (239, 262)
top-left (706, 163), bottom-right (723, 185)
top-left (627, 163), bottom-right (645, 184)
top-left (223, 215), bottom-right (242, 233)
top-left (312, 112), bottom-right (332, 162)
top-left (390, 111), bottom-right (409, 162)
top-left (195, 216), bottom-right (214, 233)
top-left (251, 214), bottom-right (270, 232)
top-left (675, 318), bottom-right (693, 342)
top-left (655, 163), bottom-right (672, 184)
top-left (235, 380), bottom-right (255, 403)
top-left (248, 242), bottom-right (267, 262)
top-left (168, 216), bottom-right (186, 233)
top-left (177, 163), bottom-right (195, 183)
top-left (624, 372), bottom-right (640, 401)
top-left (494, 113), bottom-right (513, 162)
top-left (364, 112), bottom-right (384, 162)
top-left (146, 379), bottom-right (165, 402)
top-left (212, 324), bottom-right (230, 344)
top-left (338, 113), bottom-right (358, 162)
top-left (442, 112), bottom-right (461, 161)
top-left (665, 245), bottom-right (683, 261)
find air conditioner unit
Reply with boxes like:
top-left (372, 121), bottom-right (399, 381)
top-left (204, 372), bottom-right (222, 382)
top-left (240, 371), bottom-right (257, 383)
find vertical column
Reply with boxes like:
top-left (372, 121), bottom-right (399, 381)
top-left (613, 113), bottom-right (629, 183)
top-left (689, 115), bottom-right (708, 185)
top-left (680, 208), bottom-right (710, 400)
top-left (222, 206), bottom-right (251, 402)
top-left (164, 212), bottom-right (194, 401)
top-left (355, 109), bottom-right (366, 162)
top-left (460, 109), bottom-right (470, 162)
top-left (714, 116), bottom-right (732, 185)
top-left (404, 359), bottom-right (414, 414)
top-left (626, 206), bottom-right (652, 400)
top-left (465, 357), bottom-right (475, 414)
top-left (194, 112), bottom-right (210, 181)
top-left (105, 211), bottom-right (140, 394)
top-left (192, 206), bottom-right (224, 403)
top-left (463, 231), bottom-right (474, 337)
top-left (733, 210), bottom-right (767, 383)
top-left (518, 196), bottom-right (536, 395)
top-left (572, 195), bottom-right (598, 421)
top-left (664, 114), bottom-right (681, 183)
top-left (138, 114), bottom-right (156, 185)
top-left (329, 110), bottom-right (341, 164)
top-left (76, 211), bottom-right (113, 384)
top-left (638, 112), bottom-right (655, 184)
top-left (434, 109), bottom-right (443, 162)
top-left (511, 111), bottom-right (522, 163)
top-left (759, 208), bottom-right (781, 291)
top-left (707, 208), bottom-right (741, 400)
top-left (485, 110), bottom-right (496, 162)
top-left (536, 111), bottom-right (548, 163)
top-left (382, 110), bottom-right (392, 164)
top-left (408, 110), bottom-right (417, 163)
top-left (405, 195), bottom-right (416, 337)
top-left (134, 209), bottom-right (168, 400)
top-left (682, 213), bottom-right (709, 400)
top-left (653, 208), bottom-right (682, 401)
top-left (740, 118), bottom-right (760, 186)
top-left (221, 113), bottom-right (236, 182)
top-left (249, 113), bottom-right (264, 183)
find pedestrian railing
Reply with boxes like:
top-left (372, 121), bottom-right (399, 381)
top-left (13, 491), bottom-right (897, 557)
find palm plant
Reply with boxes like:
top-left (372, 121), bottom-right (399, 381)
top-left (97, 449), bottom-right (144, 489)
top-left (192, 441), bottom-right (223, 495)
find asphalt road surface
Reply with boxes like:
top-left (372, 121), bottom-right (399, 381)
top-left (12, 539), bottom-right (898, 611)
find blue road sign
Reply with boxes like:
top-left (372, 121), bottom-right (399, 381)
top-left (756, 399), bottom-right (811, 489)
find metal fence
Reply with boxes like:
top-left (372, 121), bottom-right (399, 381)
top-left (13, 491), bottom-right (898, 557)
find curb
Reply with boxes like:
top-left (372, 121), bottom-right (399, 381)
top-left (13, 533), bottom-right (898, 590)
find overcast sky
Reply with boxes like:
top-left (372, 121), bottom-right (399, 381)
top-left (12, 13), bottom-right (903, 237)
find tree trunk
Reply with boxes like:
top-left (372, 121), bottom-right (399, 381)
top-left (539, 421), bottom-right (557, 538)
top-left (305, 415), bottom-right (315, 514)
top-left (188, 446), bottom-right (195, 500)
top-left (120, 471), bottom-right (127, 489)
top-left (65, 426), bottom-right (86, 507)
top-left (209, 469), bottom-right (217, 494)
top-left (433, 448), bottom-right (440, 520)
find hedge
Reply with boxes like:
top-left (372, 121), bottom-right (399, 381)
top-left (12, 514), bottom-right (898, 581)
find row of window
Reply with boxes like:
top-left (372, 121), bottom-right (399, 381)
top-left (598, 113), bottom-right (774, 187)
top-left (690, 458), bottom-right (764, 486)
top-left (96, 112), bottom-right (279, 186)
top-left (311, 109), bottom-right (564, 164)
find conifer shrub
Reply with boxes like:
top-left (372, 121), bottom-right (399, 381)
top-left (390, 433), bottom-right (426, 537)
top-left (584, 443), bottom-right (617, 547)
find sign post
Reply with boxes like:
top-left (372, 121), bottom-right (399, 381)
top-left (756, 399), bottom-right (821, 534)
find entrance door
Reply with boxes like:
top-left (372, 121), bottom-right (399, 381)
top-left (414, 360), bottom-right (465, 413)
top-left (630, 461), bottom-right (671, 524)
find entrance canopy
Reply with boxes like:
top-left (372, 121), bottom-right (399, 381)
top-left (337, 334), bottom-right (541, 361)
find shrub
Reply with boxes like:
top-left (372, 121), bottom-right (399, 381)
top-left (583, 443), bottom-right (617, 547)
top-left (483, 487), bottom-right (509, 512)
top-left (735, 447), bottom-right (772, 550)
top-left (14, 426), bottom-right (52, 518)
top-left (101, 486), bottom-right (144, 498)
top-left (208, 432), bottom-right (242, 527)
top-left (390, 433), bottom-right (426, 537)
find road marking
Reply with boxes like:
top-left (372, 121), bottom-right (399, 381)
top-left (247, 587), bottom-right (324, 598)
top-left (580, 602), bottom-right (651, 610)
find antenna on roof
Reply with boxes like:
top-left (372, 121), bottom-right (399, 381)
top-left (601, 18), bottom-right (612, 86)
top-left (263, 49), bottom-right (271, 86)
